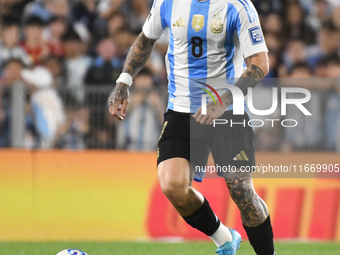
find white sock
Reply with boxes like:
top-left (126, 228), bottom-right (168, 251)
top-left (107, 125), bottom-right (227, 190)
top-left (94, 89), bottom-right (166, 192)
top-left (209, 222), bottom-right (232, 247)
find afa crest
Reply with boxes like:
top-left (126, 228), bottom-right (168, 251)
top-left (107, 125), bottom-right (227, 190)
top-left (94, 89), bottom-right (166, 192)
top-left (211, 14), bottom-right (223, 34)
top-left (192, 14), bottom-right (204, 32)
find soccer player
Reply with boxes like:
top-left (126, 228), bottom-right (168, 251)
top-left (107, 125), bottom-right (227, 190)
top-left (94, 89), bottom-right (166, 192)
top-left (109, 0), bottom-right (275, 254)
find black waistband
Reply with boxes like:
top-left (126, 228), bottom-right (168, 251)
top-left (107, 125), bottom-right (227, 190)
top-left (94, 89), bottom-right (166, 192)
top-left (167, 109), bottom-right (191, 117)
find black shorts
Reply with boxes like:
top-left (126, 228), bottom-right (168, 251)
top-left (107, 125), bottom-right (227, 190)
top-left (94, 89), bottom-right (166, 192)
top-left (157, 110), bottom-right (255, 179)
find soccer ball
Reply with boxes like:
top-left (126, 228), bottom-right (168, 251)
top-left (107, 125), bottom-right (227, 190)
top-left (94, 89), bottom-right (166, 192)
top-left (56, 249), bottom-right (88, 255)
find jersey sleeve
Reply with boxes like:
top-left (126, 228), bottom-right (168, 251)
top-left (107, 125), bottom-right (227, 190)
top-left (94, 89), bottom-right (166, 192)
top-left (142, 0), bottom-right (166, 40)
top-left (236, 2), bottom-right (268, 58)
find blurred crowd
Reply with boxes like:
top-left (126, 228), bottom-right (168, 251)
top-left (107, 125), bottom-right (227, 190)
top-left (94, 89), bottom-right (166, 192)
top-left (0, 0), bottom-right (339, 151)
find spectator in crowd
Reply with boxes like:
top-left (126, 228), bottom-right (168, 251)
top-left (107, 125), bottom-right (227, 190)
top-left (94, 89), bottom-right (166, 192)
top-left (57, 92), bottom-right (89, 150)
top-left (87, 114), bottom-right (116, 149)
top-left (284, 2), bottom-right (316, 45)
top-left (85, 38), bottom-right (122, 85)
top-left (97, 0), bottom-right (125, 20)
top-left (116, 69), bottom-right (165, 151)
top-left (336, 122), bottom-right (340, 152)
top-left (263, 33), bottom-right (283, 54)
top-left (281, 62), bottom-right (323, 151)
top-left (305, 0), bottom-right (332, 31)
top-left (314, 57), bottom-right (329, 78)
top-left (324, 56), bottom-right (340, 151)
top-left (252, 0), bottom-right (282, 16)
top-left (0, 17), bottom-right (31, 68)
top-left (0, 58), bottom-right (39, 148)
top-left (71, 0), bottom-right (98, 37)
top-left (4, 0), bottom-right (29, 23)
top-left (0, 0), bottom-right (338, 151)
top-left (0, 0), bottom-right (28, 20)
top-left (265, 51), bottom-right (280, 79)
top-left (23, 0), bottom-right (52, 22)
top-left (332, 7), bottom-right (340, 30)
top-left (21, 15), bottom-right (50, 65)
top-left (283, 39), bottom-right (307, 69)
top-left (262, 33), bottom-right (283, 79)
top-left (263, 14), bottom-right (283, 34)
top-left (0, 59), bottom-right (24, 147)
top-left (251, 78), bottom-right (282, 151)
top-left (43, 15), bottom-right (67, 57)
top-left (62, 27), bottom-right (91, 103)
top-left (21, 65), bottom-right (65, 149)
top-left (46, 0), bottom-right (69, 19)
top-left (326, 56), bottom-right (340, 79)
top-left (122, 0), bottom-right (150, 33)
top-left (23, 0), bottom-right (70, 22)
top-left (0, 97), bottom-right (8, 147)
top-left (106, 12), bottom-right (128, 38)
top-left (0, 59), bottom-right (24, 87)
top-left (313, 23), bottom-right (340, 65)
top-left (42, 54), bottom-right (65, 87)
top-left (85, 37), bottom-right (123, 148)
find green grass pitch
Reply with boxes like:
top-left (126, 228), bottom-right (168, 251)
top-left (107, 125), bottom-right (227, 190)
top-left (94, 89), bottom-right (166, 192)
top-left (0, 241), bottom-right (339, 255)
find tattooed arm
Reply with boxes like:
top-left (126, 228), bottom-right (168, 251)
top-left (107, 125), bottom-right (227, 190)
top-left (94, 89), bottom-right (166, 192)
top-left (109, 32), bottom-right (156, 120)
top-left (220, 52), bottom-right (269, 108)
top-left (193, 52), bottom-right (269, 125)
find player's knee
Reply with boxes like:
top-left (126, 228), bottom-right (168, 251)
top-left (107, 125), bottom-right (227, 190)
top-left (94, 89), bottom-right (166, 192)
top-left (159, 177), bottom-right (188, 198)
top-left (158, 175), bottom-right (189, 209)
top-left (158, 162), bottom-right (189, 194)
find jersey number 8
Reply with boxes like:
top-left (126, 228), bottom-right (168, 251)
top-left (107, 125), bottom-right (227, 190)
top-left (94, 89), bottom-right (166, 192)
top-left (191, 37), bottom-right (203, 58)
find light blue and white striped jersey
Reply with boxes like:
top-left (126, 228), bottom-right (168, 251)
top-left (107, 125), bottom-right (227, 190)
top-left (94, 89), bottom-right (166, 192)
top-left (143, 0), bottom-right (268, 113)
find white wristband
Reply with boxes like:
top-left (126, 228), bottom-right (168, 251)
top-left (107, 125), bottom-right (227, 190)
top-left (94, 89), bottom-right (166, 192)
top-left (116, 73), bottom-right (133, 87)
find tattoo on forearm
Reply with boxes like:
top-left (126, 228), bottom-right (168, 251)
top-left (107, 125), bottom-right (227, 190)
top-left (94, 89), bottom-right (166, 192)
top-left (242, 53), bottom-right (265, 81)
top-left (243, 64), bottom-right (265, 80)
top-left (221, 54), bottom-right (266, 107)
top-left (225, 173), bottom-right (268, 227)
top-left (123, 32), bottom-right (156, 77)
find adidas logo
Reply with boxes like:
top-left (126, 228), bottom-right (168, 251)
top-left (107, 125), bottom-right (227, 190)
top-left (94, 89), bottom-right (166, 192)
top-left (233, 150), bottom-right (249, 161)
top-left (173, 18), bottom-right (185, 27)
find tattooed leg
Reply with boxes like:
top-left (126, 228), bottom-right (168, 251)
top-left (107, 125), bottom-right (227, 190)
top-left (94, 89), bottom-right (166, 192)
top-left (226, 172), bottom-right (275, 254)
top-left (224, 171), bottom-right (269, 227)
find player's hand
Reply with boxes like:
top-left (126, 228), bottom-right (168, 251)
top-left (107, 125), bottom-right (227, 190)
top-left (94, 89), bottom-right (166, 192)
top-left (108, 82), bottom-right (130, 120)
top-left (192, 102), bottom-right (227, 125)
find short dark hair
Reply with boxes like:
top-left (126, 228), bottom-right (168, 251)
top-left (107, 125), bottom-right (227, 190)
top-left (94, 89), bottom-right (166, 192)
top-left (138, 68), bottom-right (153, 77)
top-left (25, 15), bottom-right (45, 27)
top-left (1, 16), bottom-right (20, 28)
top-left (61, 27), bottom-right (82, 42)
top-left (321, 21), bottom-right (337, 33)
top-left (288, 62), bottom-right (311, 75)
top-left (2, 58), bottom-right (24, 68)
top-left (47, 15), bottom-right (67, 25)
top-left (326, 55), bottom-right (340, 66)
top-left (316, 57), bottom-right (329, 68)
